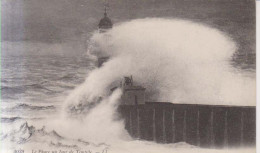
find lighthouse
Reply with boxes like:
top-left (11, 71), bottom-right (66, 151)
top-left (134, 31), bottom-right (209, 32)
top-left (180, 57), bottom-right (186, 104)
top-left (97, 1), bottom-right (113, 67)
top-left (98, 7), bottom-right (113, 33)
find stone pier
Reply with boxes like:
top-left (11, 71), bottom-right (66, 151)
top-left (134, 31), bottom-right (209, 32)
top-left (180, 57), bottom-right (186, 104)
top-left (118, 102), bottom-right (255, 148)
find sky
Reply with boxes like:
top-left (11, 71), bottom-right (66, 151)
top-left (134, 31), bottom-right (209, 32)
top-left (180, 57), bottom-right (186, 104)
top-left (1, 0), bottom-right (256, 68)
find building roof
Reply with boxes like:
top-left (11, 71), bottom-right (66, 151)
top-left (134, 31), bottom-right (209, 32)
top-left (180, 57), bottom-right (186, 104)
top-left (98, 13), bottom-right (113, 29)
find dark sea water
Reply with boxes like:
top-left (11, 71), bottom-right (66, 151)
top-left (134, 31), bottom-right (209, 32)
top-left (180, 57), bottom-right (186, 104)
top-left (1, 55), bottom-right (95, 119)
top-left (1, 55), bottom-right (106, 152)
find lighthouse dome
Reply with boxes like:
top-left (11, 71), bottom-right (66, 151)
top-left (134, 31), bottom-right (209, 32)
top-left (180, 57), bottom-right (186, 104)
top-left (98, 13), bottom-right (113, 30)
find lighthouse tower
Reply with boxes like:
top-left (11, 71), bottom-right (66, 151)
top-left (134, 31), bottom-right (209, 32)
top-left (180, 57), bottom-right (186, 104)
top-left (98, 7), bottom-right (113, 33)
top-left (97, 2), bottom-right (113, 67)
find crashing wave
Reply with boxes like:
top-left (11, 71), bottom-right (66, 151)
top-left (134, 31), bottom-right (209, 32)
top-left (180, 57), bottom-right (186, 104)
top-left (1, 121), bottom-right (109, 150)
top-left (1, 122), bottom-right (35, 144)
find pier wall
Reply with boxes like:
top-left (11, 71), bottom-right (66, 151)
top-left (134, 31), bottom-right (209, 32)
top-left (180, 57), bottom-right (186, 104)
top-left (117, 102), bottom-right (255, 148)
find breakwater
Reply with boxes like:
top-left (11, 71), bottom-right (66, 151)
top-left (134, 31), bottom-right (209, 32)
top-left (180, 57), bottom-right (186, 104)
top-left (117, 102), bottom-right (255, 148)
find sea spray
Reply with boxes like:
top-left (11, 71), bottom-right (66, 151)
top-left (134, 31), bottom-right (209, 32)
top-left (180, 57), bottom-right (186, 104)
top-left (57, 18), bottom-right (255, 152)
top-left (54, 89), bottom-right (130, 143)
top-left (64, 17), bottom-right (256, 124)
top-left (87, 18), bottom-right (255, 106)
